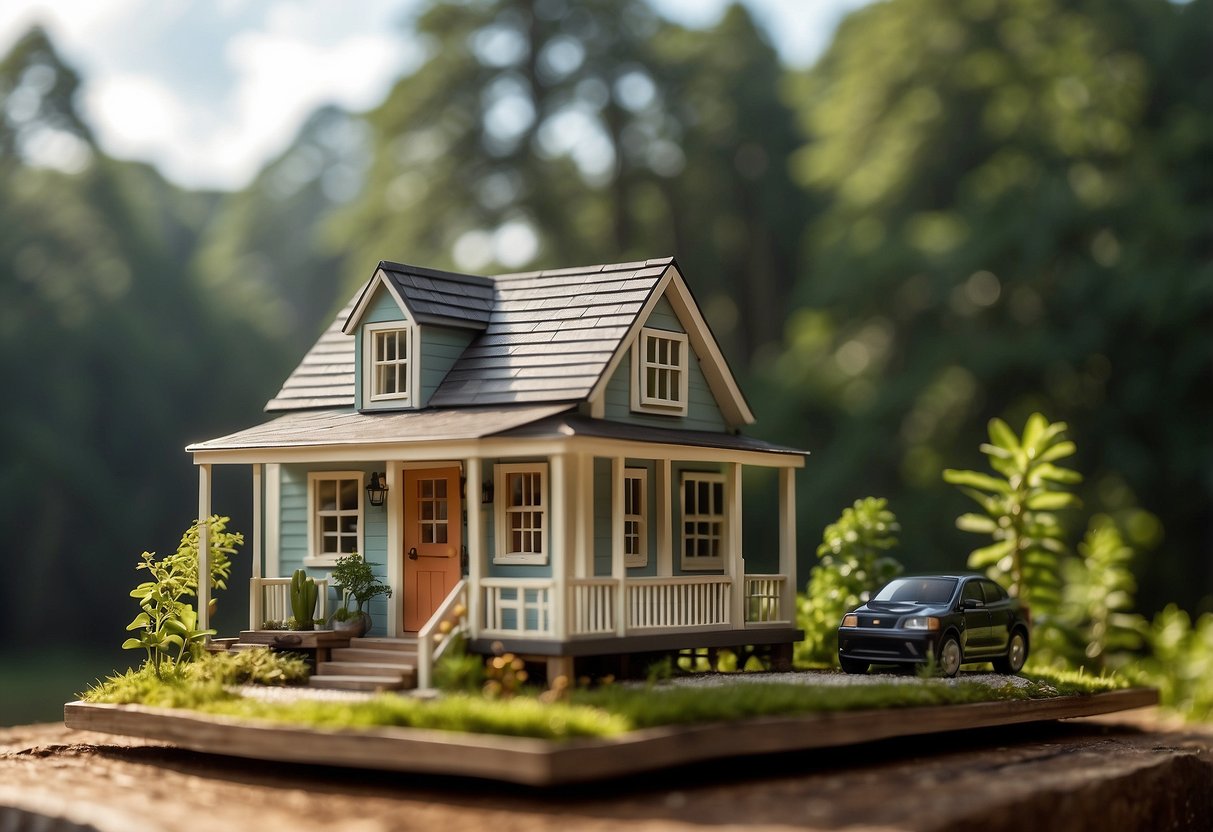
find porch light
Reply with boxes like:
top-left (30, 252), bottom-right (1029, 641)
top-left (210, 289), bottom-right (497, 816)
top-left (481, 478), bottom-right (494, 504)
top-left (366, 471), bottom-right (388, 507)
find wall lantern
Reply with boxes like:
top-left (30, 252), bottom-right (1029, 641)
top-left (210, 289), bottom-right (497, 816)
top-left (481, 478), bottom-right (494, 504)
top-left (366, 471), bottom-right (388, 507)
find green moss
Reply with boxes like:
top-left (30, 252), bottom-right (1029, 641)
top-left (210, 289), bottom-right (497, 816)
top-left (83, 650), bottom-right (310, 706)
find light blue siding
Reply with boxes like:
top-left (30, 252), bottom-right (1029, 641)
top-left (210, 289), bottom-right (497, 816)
top-left (602, 295), bottom-right (728, 432)
top-left (354, 286), bottom-right (410, 410)
top-left (277, 462), bottom-right (391, 635)
top-left (484, 457), bottom-right (554, 579)
top-left (592, 459), bottom-right (659, 577)
top-left (420, 326), bottom-right (475, 405)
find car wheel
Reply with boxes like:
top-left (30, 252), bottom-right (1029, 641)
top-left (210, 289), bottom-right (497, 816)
top-left (993, 630), bottom-right (1029, 674)
top-left (936, 635), bottom-right (962, 677)
top-left (839, 657), bottom-right (869, 675)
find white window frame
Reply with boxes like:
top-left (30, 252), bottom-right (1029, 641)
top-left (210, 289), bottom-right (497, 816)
top-left (631, 327), bottom-right (689, 416)
top-left (306, 471), bottom-right (364, 567)
top-left (680, 471), bottom-right (725, 571)
top-left (623, 467), bottom-right (648, 567)
top-left (364, 321), bottom-right (419, 407)
top-left (493, 463), bottom-right (549, 566)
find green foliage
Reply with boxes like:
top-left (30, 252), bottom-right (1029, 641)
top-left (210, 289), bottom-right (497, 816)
top-left (1134, 606), bottom-right (1213, 722)
top-left (944, 414), bottom-right (1081, 608)
top-left (329, 553), bottom-right (391, 614)
top-left (432, 635), bottom-right (485, 694)
top-left (122, 517), bottom-right (243, 678)
top-left (85, 650), bottom-right (310, 705)
top-left (798, 498), bottom-right (902, 667)
top-left (289, 569), bottom-right (318, 631)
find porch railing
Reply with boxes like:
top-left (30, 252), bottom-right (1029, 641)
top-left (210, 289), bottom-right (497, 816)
top-left (627, 576), bottom-right (732, 630)
top-left (568, 579), bottom-right (617, 635)
top-left (249, 577), bottom-right (328, 629)
top-left (744, 574), bottom-right (790, 624)
top-left (481, 578), bottom-right (554, 637)
top-left (416, 579), bottom-right (467, 690)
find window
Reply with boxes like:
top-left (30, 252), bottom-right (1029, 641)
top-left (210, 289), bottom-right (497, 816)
top-left (632, 327), bottom-right (689, 415)
top-left (365, 322), bottom-right (414, 405)
top-left (307, 472), bottom-right (363, 566)
top-left (681, 472), bottom-right (724, 570)
top-left (623, 468), bottom-right (648, 567)
top-left (494, 463), bottom-right (548, 565)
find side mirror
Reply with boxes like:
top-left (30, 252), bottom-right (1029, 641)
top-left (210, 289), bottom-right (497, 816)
top-left (962, 598), bottom-right (984, 610)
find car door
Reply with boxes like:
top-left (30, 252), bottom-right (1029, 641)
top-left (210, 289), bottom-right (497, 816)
top-left (959, 579), bottom-right (991, 653)
top-left (981, 579), bottom-right (1014, 652)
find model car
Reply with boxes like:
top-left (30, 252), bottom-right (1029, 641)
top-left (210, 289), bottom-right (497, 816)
top-left (836, 574), bottom-right (1030, 677)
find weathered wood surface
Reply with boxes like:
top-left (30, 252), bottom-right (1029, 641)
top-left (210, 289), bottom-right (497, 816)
top-left (2, 711), bottom-right (1210, 831)
top-left (63, 689), bottom-right (1159, 786)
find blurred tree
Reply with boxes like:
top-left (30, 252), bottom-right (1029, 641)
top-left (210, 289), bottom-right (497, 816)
top-left (332, 0), bottom-right (805, 363)
top-left (763, 0), bottom-right (1213, 611)
top-left (0, 27), bottom-right (281, 647)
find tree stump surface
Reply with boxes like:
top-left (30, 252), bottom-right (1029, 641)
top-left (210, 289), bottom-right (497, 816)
top-left (1, 711), bottom-right (1210, 831)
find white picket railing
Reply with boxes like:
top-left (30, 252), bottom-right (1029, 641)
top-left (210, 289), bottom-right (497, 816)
top-left (416, 579), bottom-right (467, 690)
top-left (744, 574), bottom-right (789, 624)
top-left (250, 577), bottom-right (328, 629)
top-left (568, 579), bottom-right (617, 635)
top-left (627, 576), bottom-right (732, 631)
top-left (481, 578), bottom-right (554, 637)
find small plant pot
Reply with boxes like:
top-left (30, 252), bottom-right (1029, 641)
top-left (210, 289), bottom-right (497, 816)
top-left (330, 611), bottom-right (371, 638)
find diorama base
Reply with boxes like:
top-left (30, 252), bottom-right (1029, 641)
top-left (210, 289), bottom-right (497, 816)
top-left (63, 688), bottom-right (1158, 786)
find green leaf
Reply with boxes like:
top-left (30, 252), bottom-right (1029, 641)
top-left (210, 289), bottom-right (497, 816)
top-left (1026, 492), bottom-right (1080, 510)
top-left (125, 613), bottom-right (151, 630)
top-left (943, 469), bottom-right (1010, 493)
top-left (1033, 463), bottom-right (1082, 485)
top-left (955, 513), bottom-right (997, 533)
top-left (1021, 412), bottom-right (1048, 452)
top-left (987, 418), bottom-right (1019, 452)
top-left (1038, 440), bottom-right (1077, 463)
top-left (968, 539), bottom-right (1015, 567)
top-left (121, 638), bottom-right (144, 650)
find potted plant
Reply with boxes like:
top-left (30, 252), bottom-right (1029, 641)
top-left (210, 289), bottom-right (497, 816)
top-left (329, 553), bottom-right (392, 637)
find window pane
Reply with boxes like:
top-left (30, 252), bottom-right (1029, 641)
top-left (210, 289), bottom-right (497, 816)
top-left (436, 500), bottom-right (447, 520)
top-left (340, 537), bottom-right (358, 553)
top-left (323, 515), bottom-right (338, 533)
top-left (340, 515), bottom-right (357, 534)
top-left (339, 479), bottom-right (358, 510)
top-left (421, 501), bottom-right (434, 520)
top-left (435, 524), bottom-right (448, 544)
top-left (435, 479), bottom-right (447, 498)
top-left (319, 481), bottom-right (336, 511)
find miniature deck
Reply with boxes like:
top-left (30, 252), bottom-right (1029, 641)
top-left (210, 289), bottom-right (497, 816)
top-left (63, 688), bottom-right (1158, 786)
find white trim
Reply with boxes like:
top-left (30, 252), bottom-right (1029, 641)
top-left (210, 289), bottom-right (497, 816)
top-left (305, 470), bottom-right (365, 567)
top-left (550, 454), bottom-right (568, 640)
top-left (493, 462), bottom-right (549, 565)
top-left (385, 463), bottom-right (401, 636)
top-left (465, 456), bottom-right (483, 639)
top-left (197, 464), bottom-right (212, 636)
top-left (623, 467), bottom-right (648, 567)
top-left (656, 458), bottom-right (672, 576)
top-left (779, 467), bottom-right (798, 627)
top-left (341, 269), bottom-right (411, 335)
top-left (363, 321), bottom-right (420, 409)
top-left (726, 462), bottom-right (745, 628)
top-left (251, 464), bottom-right (263, 581)
top-left (573, 453), bottom-right (592, 579)
top-left (631, 327), bottom-right (690, 416)
top-left (611, 457), bottom-right (626, 636)
top-left (264, 464), bottom-right (281, 578)
top-left (680, 471), bottom-right (726, 571)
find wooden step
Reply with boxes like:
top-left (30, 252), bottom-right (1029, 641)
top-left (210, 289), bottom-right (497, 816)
top-left (229, 643), bottom-right (270, 652)
top-left (307, 674), bottom-right (406, 692)
top-left (349, 637), bottom-right (419, 653)
top-left (330, 647), bottom-right (420, 663)
top-left (317, 661), bottom-right (414, 678)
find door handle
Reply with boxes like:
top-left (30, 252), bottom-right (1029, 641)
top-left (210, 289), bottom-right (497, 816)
top-left (408, 547), bottom-right (418, 560)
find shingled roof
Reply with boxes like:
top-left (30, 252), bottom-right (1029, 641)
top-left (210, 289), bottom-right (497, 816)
top-left (265, 256), bottom-right (745, 416)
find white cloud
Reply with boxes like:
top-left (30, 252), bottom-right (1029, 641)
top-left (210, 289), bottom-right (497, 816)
top-left (85, 73), bottom-right (188, 154)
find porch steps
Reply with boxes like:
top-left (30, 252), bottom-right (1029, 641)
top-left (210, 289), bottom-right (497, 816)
top-left (307, 635), bottom-right (419, 692)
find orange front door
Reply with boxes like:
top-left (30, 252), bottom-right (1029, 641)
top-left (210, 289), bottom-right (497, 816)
top-left (402, 467), bottom-right (463, 632)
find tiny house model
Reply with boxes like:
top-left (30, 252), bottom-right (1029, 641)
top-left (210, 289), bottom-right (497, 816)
top-left (189, 257), bottom-right (806, 689)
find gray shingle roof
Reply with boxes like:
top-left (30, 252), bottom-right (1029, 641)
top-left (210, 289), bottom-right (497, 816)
top-left (268, 257), bottom-right (675, 412)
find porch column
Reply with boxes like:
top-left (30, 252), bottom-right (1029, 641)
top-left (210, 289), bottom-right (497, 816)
top-left (656, 458), bottom-right (672, 576)
top-left (725, 462), bottom-right (744, 629)
top-left (385, 464), bottom-right (401, 636)
top-left (573, 453), bottom-right (592, 580)
top-left (197, 463), bottom-right (212, 637)
top-left (550, 453), bottom-right (568, 641)
top-left (465, 456), bottom-right (483, 640)
top-left (779, 467), bottom-right (797, 624)
top-left (250, 464), bottom-right (262, 630)
top-left (612, 456), bottom-right (626, 636)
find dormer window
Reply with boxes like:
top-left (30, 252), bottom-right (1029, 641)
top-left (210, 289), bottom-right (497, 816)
top-left (632, 327), bottom-right (688, 415)
top-left (365, 322), bottom-right (416, 406)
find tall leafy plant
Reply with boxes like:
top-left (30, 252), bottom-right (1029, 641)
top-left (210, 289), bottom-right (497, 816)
top-left (122, 516), bottom-right (244, 678)
top-left (797, 497), bottom-right (902, 666)
top-left (1060, 516), bottom-right (1146, 671)
top-left (943, 413), bottom-right (1081, 609)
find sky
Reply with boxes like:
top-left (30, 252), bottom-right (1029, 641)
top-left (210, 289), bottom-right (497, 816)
top-left (0, 0), bottom-right (873, 192)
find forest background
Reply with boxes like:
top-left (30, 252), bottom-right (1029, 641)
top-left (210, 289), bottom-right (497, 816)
top-left (1, 0), bottom-right (1209, 723)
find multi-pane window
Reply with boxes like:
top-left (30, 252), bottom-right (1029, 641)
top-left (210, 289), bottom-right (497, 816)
top-left (417, 477), bottom-right (449, 544)
top-left (624, 468), bottom-right (647, 567)
top-left (681, 472), bottom-right (725, 570)
top-left (634, 327), bottom-right (689, 414)
top-left (369, 325), bottom-right (410, 402)
top-left (308, 472), bottom-right (362, 564)
top-left (495, 463), bottom-right (547, 564)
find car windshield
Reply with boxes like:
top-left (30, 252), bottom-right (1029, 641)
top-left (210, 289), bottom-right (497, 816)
top-left (872, 578), bottom-right (958, 604)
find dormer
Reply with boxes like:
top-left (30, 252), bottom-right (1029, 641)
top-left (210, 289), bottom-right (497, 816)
top-left (342, 262), bottom-right (493, 411)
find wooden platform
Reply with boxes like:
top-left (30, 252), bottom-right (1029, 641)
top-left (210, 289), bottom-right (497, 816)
top-left (63, 687), bottom-right (1158, 786)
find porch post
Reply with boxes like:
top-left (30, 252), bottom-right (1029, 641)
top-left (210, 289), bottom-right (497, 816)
top-left (612, 456), bottom-right (626, 636)
top-left (465, 456), bottom-right (483, 640)
top-left (725, 462), bottom-right (744, 629)
top-left (550, 453), bottom-right (568, 641)
top-left (250, 464), bottom-right (262, 630)
top-left (385, 464), bottom-right (401, 636)
top-left (573, 453), bottom-right (591, 580)
top-left (656, 458), bottom-right (672, 576)
top-left (779, 467), bottom-right (797, 624)
top-left (197, 463), bottom-right (212, 637)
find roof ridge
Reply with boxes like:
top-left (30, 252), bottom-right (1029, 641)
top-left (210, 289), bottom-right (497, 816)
top-left (491, 256), bottom-right (674, 282)
top-left (377, 260), bottom-right (493, 287)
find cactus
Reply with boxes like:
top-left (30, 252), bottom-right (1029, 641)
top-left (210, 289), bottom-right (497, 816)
top-left (289, 569), bottom-right (318, 631)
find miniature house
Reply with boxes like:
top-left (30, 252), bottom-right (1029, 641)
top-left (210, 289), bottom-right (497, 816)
top-left (189, 257), bottom-right (806, 688)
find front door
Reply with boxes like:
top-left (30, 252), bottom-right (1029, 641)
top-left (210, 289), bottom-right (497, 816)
top-left (402, 467), bottom-right (463, 632)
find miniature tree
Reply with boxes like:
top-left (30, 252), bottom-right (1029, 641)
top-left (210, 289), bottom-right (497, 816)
top-left (330, 553), bottom-right (392, 619)
top-left (798, 497), bottom-right (902, 666)
top-left (943, 413), bottom-right (1081, 609)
